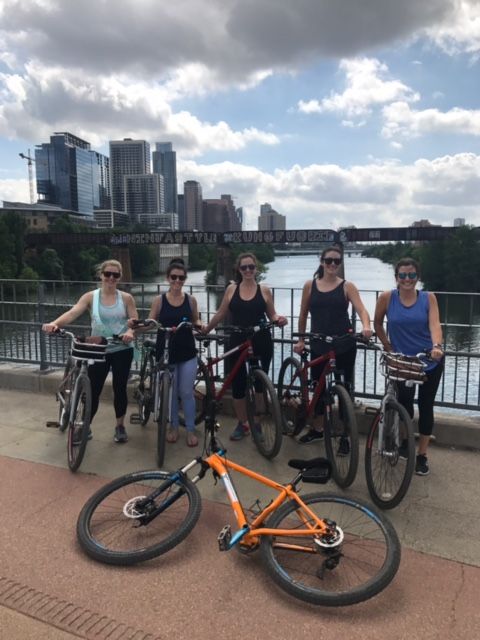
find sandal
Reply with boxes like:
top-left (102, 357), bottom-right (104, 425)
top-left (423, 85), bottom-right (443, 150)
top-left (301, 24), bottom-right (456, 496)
top-left (186, 431), bottom-right (199, 447)
top-left (166, 428), bottom-right (179, 443)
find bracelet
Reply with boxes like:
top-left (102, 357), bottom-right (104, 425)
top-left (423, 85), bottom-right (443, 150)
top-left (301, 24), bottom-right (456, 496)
top-left (433, 343), bottom-right (443, 349)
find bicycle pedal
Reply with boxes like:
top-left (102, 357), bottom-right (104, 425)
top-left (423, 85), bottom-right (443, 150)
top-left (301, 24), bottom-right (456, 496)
top-left (217, 525), bottom-right (231, 551)
top-left (46, 421), bottom-right (60, 428)
top-left (129, 414), bottom-right (142, 424)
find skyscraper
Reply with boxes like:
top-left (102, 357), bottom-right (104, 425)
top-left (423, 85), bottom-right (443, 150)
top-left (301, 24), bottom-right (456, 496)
top-left (183, 180), bottom-right (203, 230)
top-left (125, 173), bottom-right (165, 225)
top-left (258, 204), bottom-right (286, 230)
top-left (35, 132), bottom-right (108, 217)
top-left (109, 139), bottom-right (150, 215)
top-left (152, 142), bottom-right (178, 214)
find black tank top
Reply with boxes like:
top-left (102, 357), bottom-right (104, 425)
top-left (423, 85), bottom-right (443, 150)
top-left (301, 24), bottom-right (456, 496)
top-left (156, 293), bottom-right (196, 364)
top-left (310, 279), bottom-right (353, 354)
top-left (228, 284), bottom-right (267, 328)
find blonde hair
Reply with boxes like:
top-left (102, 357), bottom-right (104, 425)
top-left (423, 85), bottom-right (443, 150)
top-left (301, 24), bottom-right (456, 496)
top-left (96, 259), bottom-right (123, 278)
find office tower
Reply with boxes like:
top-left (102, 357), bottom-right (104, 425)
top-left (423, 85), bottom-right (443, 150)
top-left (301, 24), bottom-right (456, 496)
top-left (94, 152), bottom-right (111, 210)
top-left (203, 195), bottom-right (241, 231)
top-left (177, 194), bottom-right (185, 230)
top-left (109, 138), bottom-right (150, 215)
top-left (152, 142), bottom-right (178, 214)
top-left (258, 205), bottom-right (286, 231)
top-left (183, 180), bottom-right (203, 230)
top-left (125, 173), bottom-right (164, 226)
top-left (35, 132), bottom-right (107, 217)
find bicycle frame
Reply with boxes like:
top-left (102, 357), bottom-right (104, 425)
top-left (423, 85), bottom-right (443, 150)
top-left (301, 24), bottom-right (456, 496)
top-left (201, 337), bottom-right (259, 402)
top-left (296, 349), bottom-right (341, 419)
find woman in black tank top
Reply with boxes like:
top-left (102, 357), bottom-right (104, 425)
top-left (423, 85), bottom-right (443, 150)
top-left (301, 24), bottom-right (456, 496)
top-left (204, 253), bottom-right (287, 441)
top-left (294, 246), bottom-right (372, 444)
top-left (148, 258), bottom-right (200, 448)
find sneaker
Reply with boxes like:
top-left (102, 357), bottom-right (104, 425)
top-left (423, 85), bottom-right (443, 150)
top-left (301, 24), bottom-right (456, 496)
top-left (415, 454), bottom-right (429, 476)
top-left (114, 425), bottom-right (128, 444)
top-left (337, 435), bottom-right (350, 456)
top-left (252, 423), bottom-right (264, 442)
top-left (298, 429), bottom-right (324, 444)
top-left (73, 428), bottom-right (92, 445)
top-left (398, 439), bottom-right (409, 460)
top-left (230, 422), bottom-right (250, 441)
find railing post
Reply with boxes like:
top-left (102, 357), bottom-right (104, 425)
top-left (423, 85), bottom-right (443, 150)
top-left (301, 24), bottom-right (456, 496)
top-left (38, 281), bottom-right (49, 371)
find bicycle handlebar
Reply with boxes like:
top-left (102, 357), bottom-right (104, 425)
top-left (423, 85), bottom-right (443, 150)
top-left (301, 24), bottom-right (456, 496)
top-left (292, 331), bottom-right (371, 344)
top-left (132, 318), bottom-right (200, 334)
top-left (215, 321), bottom-right (278, 336)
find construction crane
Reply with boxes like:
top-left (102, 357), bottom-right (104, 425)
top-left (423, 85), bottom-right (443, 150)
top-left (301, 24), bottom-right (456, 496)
top-left (19, 149), bottom-right (35, 204)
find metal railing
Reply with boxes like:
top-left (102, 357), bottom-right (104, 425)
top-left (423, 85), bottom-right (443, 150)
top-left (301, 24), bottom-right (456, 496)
top-left (1, 279), bottom-right (479, 412)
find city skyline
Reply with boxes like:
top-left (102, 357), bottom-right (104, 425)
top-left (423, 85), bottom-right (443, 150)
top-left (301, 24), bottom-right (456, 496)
top-left (1, 1), bottom-right (480, 230)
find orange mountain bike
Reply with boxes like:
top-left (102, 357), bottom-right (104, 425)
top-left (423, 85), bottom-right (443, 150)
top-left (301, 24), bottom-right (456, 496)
top-left (77, 388), bottom-right (401, 607)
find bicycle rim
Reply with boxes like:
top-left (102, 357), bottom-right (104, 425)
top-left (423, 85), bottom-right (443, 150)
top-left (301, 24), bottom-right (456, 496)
top-left (157, 375), bottom-right (170, 467)
top-left (67, 374), bottom-right (91, 472)
top-left (365, 400), bottom-right (415, 509)
top-left (260, 493), bottom-right (401, 606)
top-left (76, 470), bottom-right (202, 565)
top-left (277, 357), bottom-right (306, 436)
top-left (58, 358), bottom-right (74, 432)
top-left (246, 369), bottom-right (283, 459)
top-left (324, 384), bottom-right (359, 488)
top-left (137, 355), bottom-right (153, 426)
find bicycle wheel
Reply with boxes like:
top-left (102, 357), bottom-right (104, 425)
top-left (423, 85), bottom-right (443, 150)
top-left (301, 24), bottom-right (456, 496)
top-left (277, 357), bottom-right (307, 436)
top-left (260, 492), bottom-right (401, 607)
top-left (324, 384), bottom-right (359, 489)
top-left (365, 399), bottom-right (415, 509)
top-left (67, 373), bottom-right (91, 472)
top-left (76, 469), bottom-right (202, 565)
top-left (58, 356), bottom-right (75, 432)
top-left (246, 369), bottom-right (283, 459)
top-left (135, 353), bottom-right (154, 426)
top-left (157, 374), bottom-right (170, 467)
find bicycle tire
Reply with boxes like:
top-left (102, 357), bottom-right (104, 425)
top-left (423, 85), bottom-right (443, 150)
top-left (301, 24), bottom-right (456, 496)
top-left (67, 373), bottom-right (91, 472)
top-left (136, 353), bottom-right (154, 426)
top-left (157, 374), bottom-right (170, 467)
top-left (365, 399), bottom-right (415, 509)
top-left (58, 356), bottom-right (75, 432)
top-left (277, 356), bottom-right (307, 436)
top-left (76, 469), bottom-right (202, 565)
top-left (246, 369), bottom-right (283, 459)
top-left (260, 492), bottom-right (401, 606)
top-left (324, 384), bottom-right (359, 489)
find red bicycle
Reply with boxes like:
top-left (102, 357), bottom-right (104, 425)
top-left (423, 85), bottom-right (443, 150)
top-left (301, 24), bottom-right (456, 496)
top-left (277, 332), bottom-right (360, 488)
top-left (192, 323), bottom-right (283, 459)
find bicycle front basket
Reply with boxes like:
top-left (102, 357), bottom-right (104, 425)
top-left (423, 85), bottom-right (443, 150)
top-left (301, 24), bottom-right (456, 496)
top-left (381, 352), bottom-right (427, 383)
top-left (71, 336), bottom-right (108, 362)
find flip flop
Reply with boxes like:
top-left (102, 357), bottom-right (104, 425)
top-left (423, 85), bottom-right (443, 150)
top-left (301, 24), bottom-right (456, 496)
top-left (166, 428), bottom-right (179, 443)
top-left (186, 432), bottom-right (199, 447)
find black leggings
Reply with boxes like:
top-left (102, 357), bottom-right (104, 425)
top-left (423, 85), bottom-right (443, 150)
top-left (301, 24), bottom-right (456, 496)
top-left (311, 345), bottom-right (357, 415)
top-left (88, 348), bottom-right (134, 421)
top-left (396, 360), bottom-right (444, 437)
top-left (228, 330), bottom-right (273, 399)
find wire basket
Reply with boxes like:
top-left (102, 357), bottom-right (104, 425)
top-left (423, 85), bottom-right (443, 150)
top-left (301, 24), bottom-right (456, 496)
top-left (71, 336), bottom-right (108, 362)
top-left (381, 352), bottom-right (427, 383)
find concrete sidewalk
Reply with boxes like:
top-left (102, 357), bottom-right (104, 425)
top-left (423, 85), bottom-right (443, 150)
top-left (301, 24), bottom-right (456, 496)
top-left (0, 386), bottom-right (479, 639)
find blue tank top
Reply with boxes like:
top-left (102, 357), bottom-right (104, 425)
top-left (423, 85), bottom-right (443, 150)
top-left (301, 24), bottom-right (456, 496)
top-left (387, 289), bottom-right (436, 371)
top-left (91, 289), bottom-right (130, 353)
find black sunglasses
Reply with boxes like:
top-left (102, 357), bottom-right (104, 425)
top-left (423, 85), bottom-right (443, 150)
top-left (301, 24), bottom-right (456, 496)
top-left (239, 264), bottom-right (256, 271)
top-left (397, 272), bottom-right (417, 280)
top-left (103, 271), bottom-right (121, 279)
top-left (170, 274), bottom-right (186, 281)
top-left (323, 257), bottom-right (342, 266)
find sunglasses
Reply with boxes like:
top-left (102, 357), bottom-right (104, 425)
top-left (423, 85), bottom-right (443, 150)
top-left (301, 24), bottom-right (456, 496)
top-left (397, 272), bottom-right (418, 280)
top-left (170, 274), bottom-right (186, 281)
top-left (239, 264), bottom-right (256, 272)
top-left (323, 257), bottom-right (342, 266)
top-left (103, 271), bottom-right (121, 279)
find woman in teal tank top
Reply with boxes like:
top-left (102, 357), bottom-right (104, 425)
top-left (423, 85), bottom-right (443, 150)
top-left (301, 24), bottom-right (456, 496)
top-left (42, 259), bottom-right (138, 444)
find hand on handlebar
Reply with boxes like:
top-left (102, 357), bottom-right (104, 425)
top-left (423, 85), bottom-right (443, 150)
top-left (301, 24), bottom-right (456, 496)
top-left (293, 340), bottom-right (305, 355)
top-left (275, 315), bottom-right (288, 328)
top-left (42, 322), bottom-right (60, 333)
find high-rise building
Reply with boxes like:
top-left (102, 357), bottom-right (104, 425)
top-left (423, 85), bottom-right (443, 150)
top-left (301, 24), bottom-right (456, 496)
top-left (152, 142), bottom-right (178, 214)
top-left (203, 195), bottom-right (241, 231)
top-left (177, 194), bottom-right (185, 230)
top-left (454, 218), bottom-right (466, 227)
top-left (35, 132), bottom-right (108, 217)
top-left (125, 173), bottom-right (164, 226)
top-left (258, 205), bottom-right (286, 231)
top-left (109, 139), bottom-right (150, 215)
top-left (183, 180), bottom-right (203, 230)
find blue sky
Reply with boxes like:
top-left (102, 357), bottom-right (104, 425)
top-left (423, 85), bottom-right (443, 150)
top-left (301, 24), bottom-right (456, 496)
top-left (1, 0), bottom-right (480, 229)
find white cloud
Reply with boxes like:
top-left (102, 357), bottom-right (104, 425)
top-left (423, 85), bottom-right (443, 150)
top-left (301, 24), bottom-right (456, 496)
top-left (382, 100), bottom-right (480, 139)
top-left (426, 0), bottom-right (480, 55)
top-left (298, 58), bottom-right (419, 119)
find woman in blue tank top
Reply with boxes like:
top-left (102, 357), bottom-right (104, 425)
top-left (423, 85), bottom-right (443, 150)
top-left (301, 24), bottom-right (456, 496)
top-left (147, 258), bottom-right (201, 447)
top-left (42, 259), bottom-right (138, 444)
top-left (374, 257), bottom-right (444, 476)
top-left (294, 246), bottom-right (372, 445)
top-left (204, 252), bottom-right (287, 441)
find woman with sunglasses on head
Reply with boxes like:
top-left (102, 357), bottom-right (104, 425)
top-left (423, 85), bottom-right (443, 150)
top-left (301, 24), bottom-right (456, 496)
top-left (374, 257), bottom-right (444, 476)
top-left (294, 246), bottom-right (372, 444)
top-left (42, 259), bottom-right (138, 444)
top-left (204, 252), bottom-right (287, 441)
top-left (147, 258), bottom-right (201, 447)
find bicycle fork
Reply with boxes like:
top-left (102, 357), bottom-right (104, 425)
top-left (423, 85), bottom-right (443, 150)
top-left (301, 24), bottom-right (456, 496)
top-left (376, 392), bottom-right (400, 460)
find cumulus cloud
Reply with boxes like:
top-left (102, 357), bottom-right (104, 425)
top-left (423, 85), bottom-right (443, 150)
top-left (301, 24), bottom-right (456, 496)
top-left (382, 101), bottom-right (480, 139)
top-left (298, 58), bottom-right (419, 119)
top-left (425, 0), bottom-right (480, 55)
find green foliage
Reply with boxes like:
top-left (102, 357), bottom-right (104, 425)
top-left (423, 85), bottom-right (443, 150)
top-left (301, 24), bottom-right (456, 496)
top-left (26, 248), bottom-right (64, 280)
top-left (0, 213), bottom-right (28, 278)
